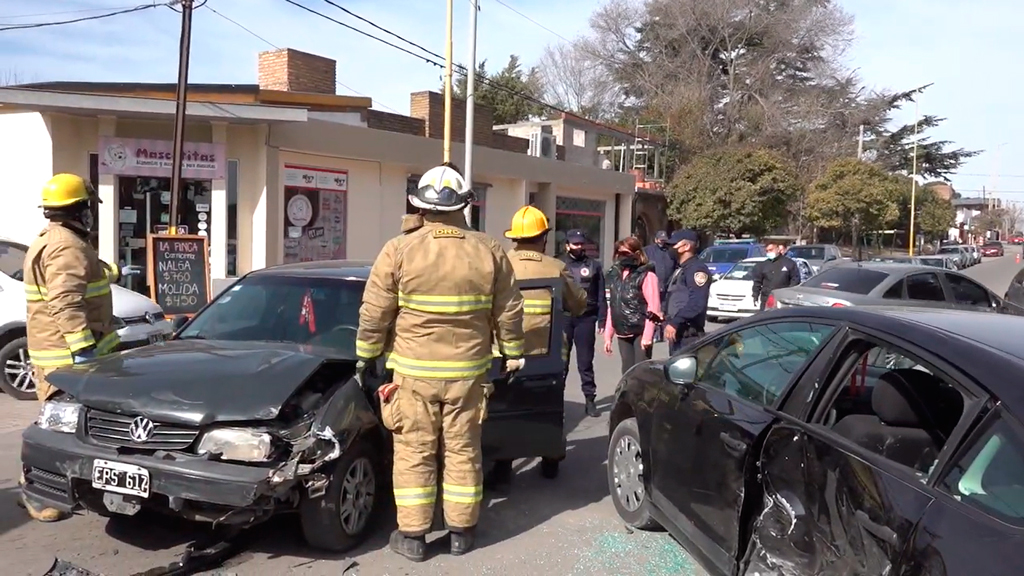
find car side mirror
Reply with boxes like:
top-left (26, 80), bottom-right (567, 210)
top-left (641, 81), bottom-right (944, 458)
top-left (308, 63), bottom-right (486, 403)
top-left (171, 315), bottom-right (189, 332)
top-left (664, 355), bottom-right (698, 385)
top-left (824, 255), bottom-right (836, 262)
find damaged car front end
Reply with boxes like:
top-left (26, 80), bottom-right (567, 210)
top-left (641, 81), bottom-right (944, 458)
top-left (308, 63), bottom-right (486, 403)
top-left (23, 324), bottom-right (388, 552)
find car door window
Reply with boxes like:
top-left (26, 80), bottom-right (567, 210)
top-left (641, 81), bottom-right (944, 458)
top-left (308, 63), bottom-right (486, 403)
top-left (696, 322), bottom-right (836, 407)
top-left (939, 411), bottom-right (1024, 525)
top-left (822, 342), bottom-right (966, 478)
top-left (883, 279), bottom-right (905, 299)
top-left (0, 241), bottom-right (27, 280)
top-left (905, 273), bottom-right (946, 302)
top-left (946, 274), bottom-right (992, 306)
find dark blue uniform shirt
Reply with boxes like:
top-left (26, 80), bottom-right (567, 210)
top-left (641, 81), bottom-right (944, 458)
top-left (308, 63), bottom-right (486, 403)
top-left (560, 254), bottom-right (607, 324)
top-left (665, 256), bottom-right (711, 333)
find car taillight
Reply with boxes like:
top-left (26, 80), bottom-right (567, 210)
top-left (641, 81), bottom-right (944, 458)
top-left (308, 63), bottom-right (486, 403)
top-left (831, 302), bottom-right (846, 307)
top-left (765, 294), bottom-right (777, 308)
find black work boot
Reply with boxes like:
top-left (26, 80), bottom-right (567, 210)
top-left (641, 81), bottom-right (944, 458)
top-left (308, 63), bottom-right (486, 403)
top-left (450, 527), bottom-right (476, 556)
top-left (389, 530), bottom-right (426, 562)
top-left (484, 460), bottom-right (513, 491)
top-left (585, 396), bottom-right (600, 418)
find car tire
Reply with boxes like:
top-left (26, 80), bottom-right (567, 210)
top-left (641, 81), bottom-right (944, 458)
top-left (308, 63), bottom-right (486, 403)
top-left (300, 436), bottom-right (382, 552)
top-left (0, 336), bottom-right (37, 401)
top-left (607, 417), bottom-right (660, 530)
top-left (540, 457), bottom-right (559, 479)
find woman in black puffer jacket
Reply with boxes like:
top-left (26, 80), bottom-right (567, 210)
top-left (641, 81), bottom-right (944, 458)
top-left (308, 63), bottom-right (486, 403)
top-left (603, 237), bottom-right (663, 374)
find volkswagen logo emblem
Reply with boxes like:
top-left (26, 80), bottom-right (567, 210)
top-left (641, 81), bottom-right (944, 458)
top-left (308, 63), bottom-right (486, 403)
top-left (144, 312), bottom-right (156, 325)
top-left (128, 417), bottom-right (155, 443)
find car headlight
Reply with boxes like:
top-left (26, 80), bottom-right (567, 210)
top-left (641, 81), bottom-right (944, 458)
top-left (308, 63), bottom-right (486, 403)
top-left (111, 316), bottom-right (127, 330)
top-left (37, 401), bottom-right (81, 433)
top-left (196, 428), bottom-right (273, 462)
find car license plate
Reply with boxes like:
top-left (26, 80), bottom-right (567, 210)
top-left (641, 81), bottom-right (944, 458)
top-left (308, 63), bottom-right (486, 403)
top-left (92, 459), bottom-right (150, 498)
top-left (148, 333), bottom-right (165, 344)
top-left (719, 304), bottom-right (738, 311)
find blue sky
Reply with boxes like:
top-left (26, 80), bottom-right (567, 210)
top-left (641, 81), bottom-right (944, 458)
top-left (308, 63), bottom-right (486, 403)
top-left (0, 0), bottom-right (1019, 200)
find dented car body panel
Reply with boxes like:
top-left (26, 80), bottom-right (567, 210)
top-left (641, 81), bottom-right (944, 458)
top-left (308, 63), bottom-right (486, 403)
top-left (610, 306), bottom-right (1024, 576)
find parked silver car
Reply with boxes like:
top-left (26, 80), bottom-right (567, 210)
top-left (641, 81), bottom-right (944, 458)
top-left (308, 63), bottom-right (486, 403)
top-left (785, 243), bottom-right (847, 273)
top-left (935, 245), bottom-right (970, 269)
top-left (918, 255), bottom-right (958, 270)
top-left (0, 238), bottom-right (173, 400)
top-left (766, 262), bottom-right (1022, 314)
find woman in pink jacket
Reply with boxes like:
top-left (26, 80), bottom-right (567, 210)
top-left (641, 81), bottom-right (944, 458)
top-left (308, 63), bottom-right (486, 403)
top-left (603, 237), bottom-right (663, 374)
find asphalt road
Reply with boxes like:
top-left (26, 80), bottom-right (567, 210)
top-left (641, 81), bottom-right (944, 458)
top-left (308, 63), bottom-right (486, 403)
top-left (0, 249), bottom-right (1020, 576)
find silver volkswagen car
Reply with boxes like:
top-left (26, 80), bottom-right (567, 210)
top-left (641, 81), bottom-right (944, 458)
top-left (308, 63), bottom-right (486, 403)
top-left (0, 238), bottom-right (173, 400)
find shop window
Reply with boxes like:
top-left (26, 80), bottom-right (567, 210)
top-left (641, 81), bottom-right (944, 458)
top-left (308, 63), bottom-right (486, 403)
top-left (227, 159), bottom-right (238, 277)
top-left (88, 153), bottom-right (100, 250)
top-left (405, 176), bottom-right (486, 231)
top-left (555, 197), bottom-right (605, 260)
top-left (282, 165), bottom-right (347, 264)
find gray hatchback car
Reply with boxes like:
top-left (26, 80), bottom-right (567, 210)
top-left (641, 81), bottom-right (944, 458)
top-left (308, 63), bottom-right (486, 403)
top-left (767, 262), bottom-right (1024, 314)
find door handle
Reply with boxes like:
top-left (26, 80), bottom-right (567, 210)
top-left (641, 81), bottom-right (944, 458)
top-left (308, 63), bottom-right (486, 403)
top-left (719, 432), bottom-right (746, 455)
top-left (854, 510), bottom-right (898, 546)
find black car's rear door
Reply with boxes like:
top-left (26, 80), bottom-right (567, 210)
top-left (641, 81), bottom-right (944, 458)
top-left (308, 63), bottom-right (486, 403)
top-left (648, 319), bottom-right (839, 574)
top-left (481, 278), bottom-right (567, 461)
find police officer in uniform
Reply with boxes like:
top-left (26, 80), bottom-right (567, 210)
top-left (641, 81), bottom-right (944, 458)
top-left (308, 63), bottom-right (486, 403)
top-left (663, 229), bottom-right (712, 355)
top-left (559, 229), bottom-right (606, 417)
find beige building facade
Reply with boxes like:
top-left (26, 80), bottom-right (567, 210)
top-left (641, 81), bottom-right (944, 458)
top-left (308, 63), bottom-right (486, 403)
top-left (0, 48), bottom-right (636, 298)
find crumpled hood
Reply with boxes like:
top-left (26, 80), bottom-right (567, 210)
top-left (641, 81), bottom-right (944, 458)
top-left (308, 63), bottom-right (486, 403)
top-left (45, 340), bottom-right (354, 427)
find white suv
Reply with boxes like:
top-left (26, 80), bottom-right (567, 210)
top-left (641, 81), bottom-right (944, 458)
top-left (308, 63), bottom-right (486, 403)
top-left (0, 238), bottom-right (173, 400)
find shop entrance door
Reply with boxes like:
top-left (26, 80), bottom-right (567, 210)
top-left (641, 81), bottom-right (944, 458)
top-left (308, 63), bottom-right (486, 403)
top-left (117, 177), bottom-right (211, 295)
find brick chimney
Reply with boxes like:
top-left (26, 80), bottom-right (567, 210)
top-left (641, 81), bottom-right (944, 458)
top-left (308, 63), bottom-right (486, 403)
top-left (410, 91), bottom-right (493, 146)
top-left (258, 48), bottom-right (336, 94)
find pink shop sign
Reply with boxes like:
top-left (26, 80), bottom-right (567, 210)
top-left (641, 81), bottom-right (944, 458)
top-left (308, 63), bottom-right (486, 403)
top-left (98, 137), bottom-right (226, 180)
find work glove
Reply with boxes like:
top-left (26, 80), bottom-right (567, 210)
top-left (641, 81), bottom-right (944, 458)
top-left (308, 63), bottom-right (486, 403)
top-left (355, 358), bottom-right (379, 388)
top-left (504, 357), bottom-right (525, 374)
top-left (72, 346), bottom-right (98, 364)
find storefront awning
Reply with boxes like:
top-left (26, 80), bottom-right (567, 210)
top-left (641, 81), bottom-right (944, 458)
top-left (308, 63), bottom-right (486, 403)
top-left (0, 88), bottom-right (308, 124)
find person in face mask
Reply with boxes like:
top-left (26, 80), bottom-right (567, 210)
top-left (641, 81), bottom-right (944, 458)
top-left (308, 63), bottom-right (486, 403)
top-left (559, 229), bottom-right (606, 417)
top-left (604, 237), bottom-right (662, 374)
top-left (20, 174), bottom-right (120, 523)
top-left (643, 230), bottom-right (677, 343)
top-left (751, 239), bottom-right (801, 310)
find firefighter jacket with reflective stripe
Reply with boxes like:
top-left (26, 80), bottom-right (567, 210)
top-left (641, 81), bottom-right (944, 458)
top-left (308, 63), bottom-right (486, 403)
top-left (24, 223), bottom-right (119, 367)
top-left (507, 248), bottom-right (586, 356)
top-left (357, 212), bottom-right (525, 380)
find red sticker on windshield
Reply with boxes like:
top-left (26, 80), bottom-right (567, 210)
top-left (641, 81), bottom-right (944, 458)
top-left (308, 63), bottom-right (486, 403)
top-left (300, 290), bottom-right (317, 333)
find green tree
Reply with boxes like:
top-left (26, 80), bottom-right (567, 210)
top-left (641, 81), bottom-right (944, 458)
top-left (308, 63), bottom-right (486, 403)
top-left (806, 158), bottom-right (903, 244)
top-left (448, 55), bottom-right (547, 125)
top-left (666, 147), bottom-right (799, 237)
top-left (899, 184), bottom-right (955, 239)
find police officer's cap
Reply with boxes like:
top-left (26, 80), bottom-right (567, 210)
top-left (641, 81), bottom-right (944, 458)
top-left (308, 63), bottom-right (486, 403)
top-left (565, 229), bottom-right (587, 243)
top-left (668, 229), bottom-right (699, 245)
top-left (654, 230), bottom-right (668, 241)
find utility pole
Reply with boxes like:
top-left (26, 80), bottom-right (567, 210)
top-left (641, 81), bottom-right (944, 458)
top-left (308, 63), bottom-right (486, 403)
top-left (857, 124), bottom-right (864, 160)
top-left (442, 0), bottom-right (454, 165)
top-left (908, 101), bottom-right (920, 256)
top-left (463, 0), bottom-right (479, 227)
top-left (168, 0), bottom-right (194, 236)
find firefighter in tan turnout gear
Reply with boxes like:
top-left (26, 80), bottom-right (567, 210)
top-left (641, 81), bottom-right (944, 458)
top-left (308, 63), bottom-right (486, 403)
top-left (484, 205), bottom-right (587, 490)
top-left (20, 173), bottom-right (120, 523)
top-left (356, 163), bottom-right (525, 562)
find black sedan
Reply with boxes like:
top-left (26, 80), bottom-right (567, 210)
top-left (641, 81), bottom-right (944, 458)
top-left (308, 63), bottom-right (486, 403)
top-left (21, 261), bottom-right (568, 552)
top-left (608, 306), bottom-right (1024, 576)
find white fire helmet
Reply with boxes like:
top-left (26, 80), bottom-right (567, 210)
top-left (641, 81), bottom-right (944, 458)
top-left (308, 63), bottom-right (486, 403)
top-left (409, 165), bottom-right (473, 212)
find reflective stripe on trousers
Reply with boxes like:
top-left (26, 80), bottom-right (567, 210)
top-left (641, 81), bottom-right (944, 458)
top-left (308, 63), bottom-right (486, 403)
top-left (386, 353), bottom-right (492, 380)
top-left (388, 374), bottom-right (486, 534)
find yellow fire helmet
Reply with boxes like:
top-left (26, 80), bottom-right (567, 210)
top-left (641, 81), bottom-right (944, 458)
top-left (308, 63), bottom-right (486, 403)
top-left (505, 205), bottom-right (550, 240)
top-left (40, 173), bottom-right (99, 208)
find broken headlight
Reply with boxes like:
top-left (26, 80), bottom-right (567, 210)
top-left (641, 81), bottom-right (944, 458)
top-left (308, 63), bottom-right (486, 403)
top-left (196, 428), bottom-right (273, 462)
top-left (37, 400), bottom-right (81, 433)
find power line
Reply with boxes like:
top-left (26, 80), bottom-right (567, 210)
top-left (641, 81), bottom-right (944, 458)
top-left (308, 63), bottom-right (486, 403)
top-left (0, 5), bottom-right (142, 21)
top-left (289, 0), bottom-right (653, 144)
top-left (956, 173), bottom-right (1024, 179)
top-left (0, 2), bottom-right (167, 31)
top-left (491, 0), bottom-right (571, 44)
top-left (203, 3), bottom-right (401, 114)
